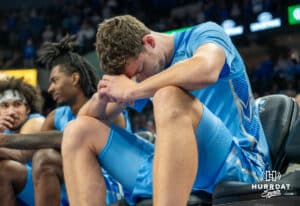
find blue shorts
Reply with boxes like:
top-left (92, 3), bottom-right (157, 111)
top-left (16, 164), bottom-right (34, 206)
top-left (97, 105), bottom-right (266, 204)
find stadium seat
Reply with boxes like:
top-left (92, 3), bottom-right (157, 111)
top-left (213, 94), bottom-right (300, 206)
top-left (114, 94), bottom-right (300, 206)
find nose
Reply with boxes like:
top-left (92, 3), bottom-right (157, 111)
top-left (6, 105), bottom-right (18, 117)
top-left (48, 83), bottom-right (54, 94)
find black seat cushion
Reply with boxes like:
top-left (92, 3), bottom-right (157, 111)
top-left (135, 190), bottom-right (212, 206)
top-left (213, 95), bottom-right (300, 205)
top-left (256, 94), bottom-right (298, 172)
top-left (286, 118), bottom-right (300, 163)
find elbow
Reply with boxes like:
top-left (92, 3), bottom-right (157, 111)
top-left (197, 65), bottom-right (220, 86)
top-left (206, 70), bottom-right (219, 85)
top-left (192, 56), bottom-right (221, 86)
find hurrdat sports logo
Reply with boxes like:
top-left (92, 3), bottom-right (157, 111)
top-left (251, 170), bottom-right (291, 199)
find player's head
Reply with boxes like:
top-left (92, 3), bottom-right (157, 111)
top-left (0, 77), bottom-right (43, 130)
top-left (96, 15), bottom-right (150, 75)
top-left (38, 35), bottom-right (98, 105)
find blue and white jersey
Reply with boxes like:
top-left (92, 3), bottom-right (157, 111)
top-left (170, 22), bottom-right (271, 171)
top-left (54, 106), bottom-right (132, 132)
top-left (132, 22), bottom-right (271, 179)
top-left (54, 106), bottom-right (76, 131)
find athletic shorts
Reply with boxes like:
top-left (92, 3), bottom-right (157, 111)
top-left (97, 105), bottom-right (266, 204)
top-left (16, 164), bottom-right (34, 206)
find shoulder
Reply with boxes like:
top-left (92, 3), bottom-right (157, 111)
top-left (20, 114), bottom-right (45, 133)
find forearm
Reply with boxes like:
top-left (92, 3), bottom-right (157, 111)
top-left (0, 148), bottom-right (34, 163)
top-left (132, 56), bottom-right (214, 99)
top-left (0, 131), bottom-right (62, 149)
top-left (78, 93), bottom-right (123, 121)
top-left (131, 44), bottom-right (225, 100)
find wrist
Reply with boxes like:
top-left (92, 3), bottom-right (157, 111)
top-left (127, 83), bottom-right (139, 100)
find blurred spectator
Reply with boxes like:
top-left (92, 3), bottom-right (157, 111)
top-left (42, 25), bottom-right (54, 42)
top-left (251, 0), bottom-right (264, 14)
top-left (23, 39), bottom-right (36, 68)
top-left (290, 50), bottom-right (300, 79)
top-left (230, 0), bottom-right (241, 19)
top-left (76, 20), bottom-right (95, 53)
top-left (251, 54), bottom-right (274, 95)
top-left (295, 94), bottom-right (300, 108)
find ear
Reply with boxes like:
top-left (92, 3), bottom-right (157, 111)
top-left (25, 105), bottom-right (30, 115)
top-left (72, 72), bottom-right (80, 86)
top-left (142, 34), bottom-right (155, 48)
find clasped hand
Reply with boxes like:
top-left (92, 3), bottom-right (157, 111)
top-left (98, 74), bottom-right (136, 107)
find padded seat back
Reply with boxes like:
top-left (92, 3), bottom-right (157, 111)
top-left (285, 117), bottom-right (300, 163)
top-left (256, 94), bottom-right (299, 172)
top-left (212, 95), bottom-right (300, 206)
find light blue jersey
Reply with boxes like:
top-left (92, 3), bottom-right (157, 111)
top-left (170, 22), bottom-right (271, 174)
top-left (54, 106), bottom-right (132, 132)
top-left (132, 22), bottom-right (271, 175)
top-left (54, 106), bottom-right (76, 131)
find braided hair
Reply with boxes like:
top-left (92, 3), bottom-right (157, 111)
top-left (38, 35), bottom-right (98, 98)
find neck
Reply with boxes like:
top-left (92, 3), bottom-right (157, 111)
top-left (152, 31), bottom-right (174, 67)
top-left (69, 92), bottom-right (88, 115)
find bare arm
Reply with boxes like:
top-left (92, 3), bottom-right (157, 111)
top-left (100, 43), bottom-right (226, 103)
top-left (0, 131), bottom-right (62, 150)
top-left (78, 92), bottom-right (123, 122)
top-left (40, 110), bottom-right (56, 131)
top-left (131, 43), bottom-right (226, 99)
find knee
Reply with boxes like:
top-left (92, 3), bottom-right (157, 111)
top-left (0, 160), bottom-right (11, 179)
top-left (0, 160), bottom-right (23, 182)
top-left (153, 86), bottom-right (203, 127)
top-left (153, 86), bottom-right (182, 105)
top-left (153, 86), bottom-right (186, 119)
top-left (62, 118), bottom-right (91, 150)
top-left (62, 116), bottom-right (108, 157)
top-left (32, 149), bottom-right (62, 180)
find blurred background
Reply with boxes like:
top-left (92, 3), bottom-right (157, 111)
top-left (0, 0), bottom-right (300, 133)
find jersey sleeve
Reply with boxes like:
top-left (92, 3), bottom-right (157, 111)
top-left (186, 22), bottom-right (239, 78)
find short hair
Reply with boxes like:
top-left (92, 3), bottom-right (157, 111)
top-left (38, 35), bottom-right (98, 98)
top-left (0, 77), bottom-right (43, 113)
top-left (96, 15), bottom-right (151, 74)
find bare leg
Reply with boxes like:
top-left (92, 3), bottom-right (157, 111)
top-left (152, 86), bottom-right (202, 206)
top-left (0, 160), bottom-right (28, 206)
top-left (62, 116), bottom-right (110, 206)
top-left (32, 149), bottom-right (63, 206)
